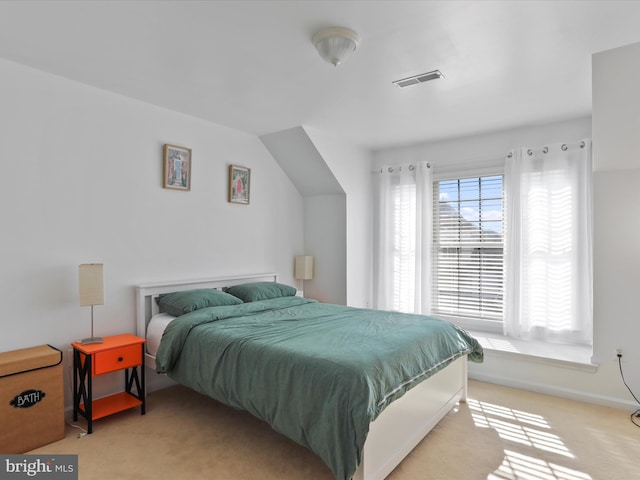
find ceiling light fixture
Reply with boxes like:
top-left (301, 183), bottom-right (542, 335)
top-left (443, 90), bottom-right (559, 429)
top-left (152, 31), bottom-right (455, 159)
top-left (393, 70), bottom-right (444, 88)
top-left (312, 27), bottom-right (360, 67)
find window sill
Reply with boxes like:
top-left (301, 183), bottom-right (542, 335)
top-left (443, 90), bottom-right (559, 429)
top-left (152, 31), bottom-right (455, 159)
top-left (467, 330), bottom-right (598, 373)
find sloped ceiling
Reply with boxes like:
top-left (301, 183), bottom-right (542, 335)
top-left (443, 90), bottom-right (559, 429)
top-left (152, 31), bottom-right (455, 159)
top-left (260, 127), bottom-right (344, 196)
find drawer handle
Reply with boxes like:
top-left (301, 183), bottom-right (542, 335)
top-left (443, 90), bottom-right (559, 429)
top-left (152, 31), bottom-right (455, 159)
top-left (118, 357), bottom-right (123, 362)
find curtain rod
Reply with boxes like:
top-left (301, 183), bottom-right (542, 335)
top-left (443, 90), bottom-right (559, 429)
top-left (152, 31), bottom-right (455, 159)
top-left (373, 162), bottom-right (431, 174)
top-left (507, 140), bottom-right (588, 158)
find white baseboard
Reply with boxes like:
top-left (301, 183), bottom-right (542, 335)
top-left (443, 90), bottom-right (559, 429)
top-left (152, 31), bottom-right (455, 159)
top-left (469, 370), bottom-right (638, 412)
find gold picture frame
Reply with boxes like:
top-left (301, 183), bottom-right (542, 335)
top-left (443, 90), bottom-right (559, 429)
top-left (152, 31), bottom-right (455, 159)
top-left (228, 164), bottom-right (250, 204)
top-left (163, 144), bottom-right (192, 191)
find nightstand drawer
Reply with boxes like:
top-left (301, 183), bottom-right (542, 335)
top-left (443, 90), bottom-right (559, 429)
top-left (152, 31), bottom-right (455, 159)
top-left (93, 344), bottom-right (141, 375)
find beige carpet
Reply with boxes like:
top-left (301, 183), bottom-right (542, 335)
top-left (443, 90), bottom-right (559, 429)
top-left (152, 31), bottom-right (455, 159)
top-left (31, 380), bottom-right (639, 479)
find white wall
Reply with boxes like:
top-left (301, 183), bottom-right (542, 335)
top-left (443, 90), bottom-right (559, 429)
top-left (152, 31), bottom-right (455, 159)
top-left (260, 126), bottom-right (373, 308)
top-left (591, 42), bottom-right (640, 404)
top-left (0, 58), bottom-right (303, 402)
top-left (259, 127), bottom-right (348, 304)
top-left (592, 42), bottom-right (640, 172)
top-left (373, 117), bottom-right (592, 172)
top-left (592, 170), bottom-right (640, 368)
top-left (303, 195), bottom-right (347, 305)
top-left (304, 127), bottom-right (373, 308)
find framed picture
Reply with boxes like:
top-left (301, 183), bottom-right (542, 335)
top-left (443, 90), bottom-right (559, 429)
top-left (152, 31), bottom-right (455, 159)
top-left (163, 144), bottom-right (192, 191)
top-left (228, 164), bottom-right (251, 204)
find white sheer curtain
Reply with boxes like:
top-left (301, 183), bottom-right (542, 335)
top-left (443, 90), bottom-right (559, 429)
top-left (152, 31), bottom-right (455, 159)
top-left (374, 162), bottom-right (432, 314)
top-left (503, 140), bottom-right (592, 344)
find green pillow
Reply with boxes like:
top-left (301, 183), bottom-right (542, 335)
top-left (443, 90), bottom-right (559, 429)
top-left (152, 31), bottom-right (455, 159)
top-left (225, 282), bottom-right (297, 302)
top-left (158, 289), bottom-right (243, 316)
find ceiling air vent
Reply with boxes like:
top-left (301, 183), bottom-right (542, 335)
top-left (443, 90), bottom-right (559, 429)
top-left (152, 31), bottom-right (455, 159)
top-left (392, 70), bottom-right (444, 88)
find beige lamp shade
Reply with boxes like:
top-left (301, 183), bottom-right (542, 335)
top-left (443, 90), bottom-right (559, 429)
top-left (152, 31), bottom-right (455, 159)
top-left (294, 256), bottom-right (314, 280)
top-left (79, 264), bottom-right (104, 306)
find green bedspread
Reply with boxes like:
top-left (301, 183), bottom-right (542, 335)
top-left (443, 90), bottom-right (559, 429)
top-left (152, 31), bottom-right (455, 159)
top-left (155, 297), bottom-right (483, 480)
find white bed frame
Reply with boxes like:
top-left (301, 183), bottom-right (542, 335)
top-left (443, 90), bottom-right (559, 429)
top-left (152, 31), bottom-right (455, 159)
top-left (136, 273), bottom-right (468, 480)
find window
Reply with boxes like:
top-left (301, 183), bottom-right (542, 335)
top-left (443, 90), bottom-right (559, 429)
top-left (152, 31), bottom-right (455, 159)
top-left (432, 175), bottom-right (504, 329)
top-left (375, 140), bottom-right (591, 344)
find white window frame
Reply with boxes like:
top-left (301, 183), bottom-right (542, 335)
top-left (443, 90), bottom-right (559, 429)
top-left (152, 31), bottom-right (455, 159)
top-left (432, 164), bottom-right (504, 334)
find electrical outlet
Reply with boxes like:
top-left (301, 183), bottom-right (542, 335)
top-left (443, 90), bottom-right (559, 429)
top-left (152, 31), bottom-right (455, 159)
top-left (616, 348), bottom-right (623, 359)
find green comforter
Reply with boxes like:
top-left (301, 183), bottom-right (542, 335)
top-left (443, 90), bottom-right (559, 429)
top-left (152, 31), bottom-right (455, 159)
top-left (155, 297), bottom-right (483, 480)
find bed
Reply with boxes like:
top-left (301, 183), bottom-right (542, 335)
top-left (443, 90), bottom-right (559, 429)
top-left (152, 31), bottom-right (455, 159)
top-left (136, 273), bottom-right (483, 480)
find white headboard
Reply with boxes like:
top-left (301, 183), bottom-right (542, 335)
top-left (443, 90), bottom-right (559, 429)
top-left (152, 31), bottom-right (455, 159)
top-left (136, 273), bottom-right (279, 368)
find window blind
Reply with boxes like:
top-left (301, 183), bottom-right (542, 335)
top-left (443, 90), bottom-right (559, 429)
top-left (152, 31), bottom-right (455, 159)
top-left (433, 175), bottom-right (504, 321)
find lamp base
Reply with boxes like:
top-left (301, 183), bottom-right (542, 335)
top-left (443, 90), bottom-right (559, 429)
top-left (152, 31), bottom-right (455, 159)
top-left (81, 336), bottom-right (103, 345)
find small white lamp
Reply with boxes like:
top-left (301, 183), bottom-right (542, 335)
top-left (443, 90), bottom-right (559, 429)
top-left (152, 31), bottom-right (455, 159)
top-left (294, 256), bottom-right (314, 280)
top-left (79, 263), bottom-right (104, 345)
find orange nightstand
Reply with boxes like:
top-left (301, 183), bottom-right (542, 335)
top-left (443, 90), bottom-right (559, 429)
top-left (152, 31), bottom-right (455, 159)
top-left (72, 334), bottom-right (145, 434)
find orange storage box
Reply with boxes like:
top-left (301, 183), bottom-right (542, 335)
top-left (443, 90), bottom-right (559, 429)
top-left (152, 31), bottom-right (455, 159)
top-left (0, 344), bottom-right (65, 453)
